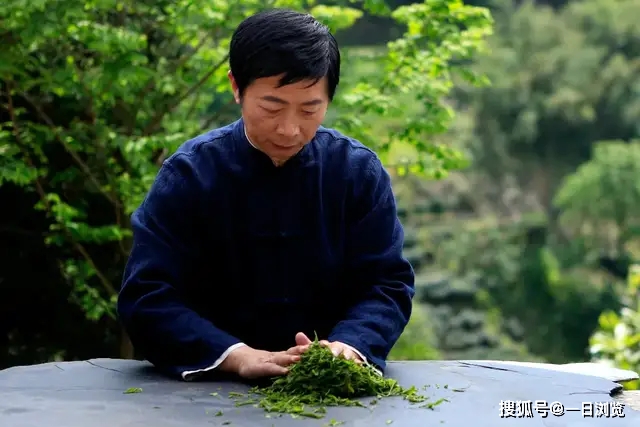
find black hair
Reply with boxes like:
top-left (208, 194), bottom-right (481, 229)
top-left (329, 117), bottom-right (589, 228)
top-left (229, 8), bottom-right (341, 101)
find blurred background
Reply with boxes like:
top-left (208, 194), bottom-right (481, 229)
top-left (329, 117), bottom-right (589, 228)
top-left (1, 0), bottom-right (639, 390)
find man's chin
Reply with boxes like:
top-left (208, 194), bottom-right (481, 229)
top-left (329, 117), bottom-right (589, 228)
top-left (269, 150), bottom-right (302, 165)
top-left (270, 156), bottom-right (291, 166)
top-left (271, 143), bottom-right (301, 154)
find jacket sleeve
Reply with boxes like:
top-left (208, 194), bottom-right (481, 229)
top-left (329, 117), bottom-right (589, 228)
top-left (117, 154), bottom-right (242, 379)
top-left (328, 153), bottom-right (415, 372)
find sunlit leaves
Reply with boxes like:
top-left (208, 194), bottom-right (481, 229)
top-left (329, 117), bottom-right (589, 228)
top-left (0, 0), bottom-right (493, 323)
top-left (590, 264), bottom-right (640, 390)
top-left (332, 0), bottom-right (493, 178)
top-left (310, 5), bottom-right (363, 31)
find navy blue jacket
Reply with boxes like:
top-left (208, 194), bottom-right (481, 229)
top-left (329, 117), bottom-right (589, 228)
top-left (117, 118), bottom-right (415, 378)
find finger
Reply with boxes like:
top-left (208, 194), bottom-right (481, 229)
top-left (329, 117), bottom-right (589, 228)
top-left (340, 347), bottom-right (356, 360)
top-left (295, 332), bottom-right (312, 346)
top-left (286, 344), bottom-right (309, 356)
top-left (261, 363), bottom-right (289, 377)
top-left (269, 352), bottom-right (301, 367)
top-left (343, 349), bottom-right (365, 364)
top-left (329, 343), bottom-right (344, 358)
top-left (319, 340), bottom-right (340, 356)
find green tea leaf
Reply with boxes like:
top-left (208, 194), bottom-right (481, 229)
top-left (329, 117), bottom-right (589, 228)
top-left (229, 339), bottom-right (445, 419)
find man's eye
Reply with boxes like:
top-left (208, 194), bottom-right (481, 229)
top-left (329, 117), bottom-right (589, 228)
top-left (261, 107), bottom-right (280, 114)
top-left (302, 111), bottom-right (316, 115)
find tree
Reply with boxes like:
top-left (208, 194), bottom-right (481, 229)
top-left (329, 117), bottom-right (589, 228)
top-left (456, 0), bottom-right (640, 215)
top-left (430, 0), bottom-right (640, 364)
top-left (0, 0), bottom-right (492, 361)
top-left (554, 141), bottom-right (640, 256)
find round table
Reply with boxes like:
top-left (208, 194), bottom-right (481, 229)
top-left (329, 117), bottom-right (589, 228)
top-left (1, 359), bottom-right (639, 426)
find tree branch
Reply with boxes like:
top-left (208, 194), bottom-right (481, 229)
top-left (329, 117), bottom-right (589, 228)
top-left (18, 90), bottom-right (120, 208)
top-left (142, 53), bottom-right (230, 136)
top-left (126, 34), bottom-right (213, 136)
top-left (69, 65), bottom-right (131, 258)
top-left (199, 97), bottom-right (236, 131)
top-left (5, 80), bottom-right (117, 298)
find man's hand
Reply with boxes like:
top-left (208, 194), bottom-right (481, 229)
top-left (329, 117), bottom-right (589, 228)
top-left (295, 332), bottom-right (364, 364)
top-left (219, 345), bottom-right (306, 379)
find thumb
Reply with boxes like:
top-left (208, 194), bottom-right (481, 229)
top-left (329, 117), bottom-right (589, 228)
top-left (295, 332), bottom-right (312, 346)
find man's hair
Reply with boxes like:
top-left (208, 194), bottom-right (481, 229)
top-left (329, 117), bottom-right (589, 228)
top-left (229, 8), bottom-right (341, 101)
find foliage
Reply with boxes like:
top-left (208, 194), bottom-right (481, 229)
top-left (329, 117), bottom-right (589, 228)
top-left (424, 212), bottom-right (620, 363)
top-left (230, 339), bottom-right (432, 420)
top-left (554, 141), bottom-right (640, 254)
top-left (453, 0), bottom-right (640, 217)
top-left (3, 0), bottom-right (639, 376)
top-left (0, 0), bottom-right (493, 358)
top-left (354, 0), bottom-right (640, 373)
top-left (331, 0), bottom-right (493, 176)
top-left (556, 139), bottom-right (640, 381)
top-left (388, 303), bottom-right (441, 361)
top-left (590, 265), bottom-right (640, 390)
top-left (386, 0), bottom-right (640, 368)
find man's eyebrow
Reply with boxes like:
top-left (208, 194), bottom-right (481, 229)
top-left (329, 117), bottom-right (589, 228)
top-left (260, 95), bottom-right (324, 106)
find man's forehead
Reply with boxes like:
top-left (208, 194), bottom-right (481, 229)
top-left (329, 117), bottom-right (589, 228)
top-left (247, 75), bottom-right (329, 103)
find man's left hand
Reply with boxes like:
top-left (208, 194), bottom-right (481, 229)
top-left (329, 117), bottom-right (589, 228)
top-left (294, 332), bottom-right (364, 364)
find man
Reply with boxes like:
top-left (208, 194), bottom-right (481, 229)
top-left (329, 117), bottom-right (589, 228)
top-left (117, 8), bottom-right (415, 381)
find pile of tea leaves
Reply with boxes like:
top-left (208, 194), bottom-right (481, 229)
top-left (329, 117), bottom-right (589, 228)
top-left (228, 340), bottom-right (443, 419)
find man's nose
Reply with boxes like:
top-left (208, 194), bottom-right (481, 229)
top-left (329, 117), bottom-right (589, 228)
top-left (275, 119), bottom-right (301, 138)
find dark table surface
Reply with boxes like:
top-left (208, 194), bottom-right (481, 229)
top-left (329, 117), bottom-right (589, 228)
top-left (1, 358), bottom-right (639, 427)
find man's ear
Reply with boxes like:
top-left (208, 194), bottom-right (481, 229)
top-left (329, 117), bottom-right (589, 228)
top-left (228, 70), bottom-right (240, 104)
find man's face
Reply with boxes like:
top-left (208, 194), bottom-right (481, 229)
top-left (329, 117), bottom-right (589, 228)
top-left (229, 72), bottom-right (329, 165)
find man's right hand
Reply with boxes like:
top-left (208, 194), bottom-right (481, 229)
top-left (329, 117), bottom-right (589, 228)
top-left (219, 345), bottom-right (307, 379)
